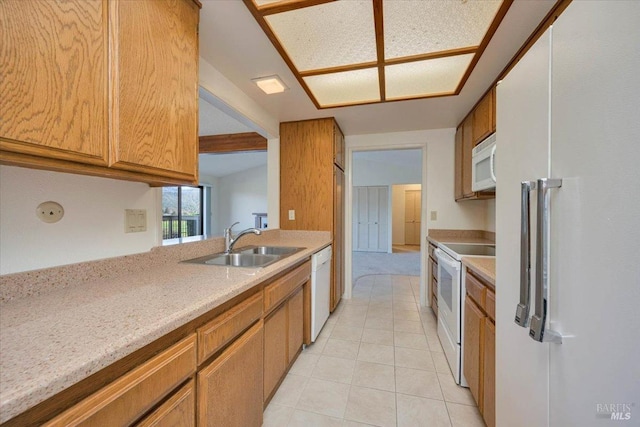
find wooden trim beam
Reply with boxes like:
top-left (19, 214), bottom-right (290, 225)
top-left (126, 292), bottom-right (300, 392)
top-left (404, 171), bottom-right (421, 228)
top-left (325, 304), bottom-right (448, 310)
top-left (258, 0), bottom-right (336, 16)
top-left (198, 132), bottom-right (267, 154)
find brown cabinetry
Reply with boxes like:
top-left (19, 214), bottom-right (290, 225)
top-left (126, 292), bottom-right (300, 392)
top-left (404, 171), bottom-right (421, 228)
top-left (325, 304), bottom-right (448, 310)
top-left (137, 380), bottom-right (195, 427)
top-left (45, 334), bottom-right (197, 427)
top-left (0, 0), bottom-right (200, 186)
top-left (455, 87), bottom-right (496, 201)
top-left (280, 118), bottom-right (345, 311)
top-left (463, 269), bottom-right (496, 427)
top-left (198, 322), bottom-right (264, 427)
top-left (263, 262), bottom-right (310, 403)
top-left (473, 88), bottom-right (495, 144)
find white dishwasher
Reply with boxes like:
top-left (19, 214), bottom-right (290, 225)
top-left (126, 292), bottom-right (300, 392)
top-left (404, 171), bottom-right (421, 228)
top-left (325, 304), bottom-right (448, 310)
top-left (311, 245), bottom-right (332, 342)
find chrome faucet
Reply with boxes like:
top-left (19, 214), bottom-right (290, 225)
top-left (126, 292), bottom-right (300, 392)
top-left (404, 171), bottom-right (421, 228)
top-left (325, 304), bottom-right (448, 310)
top-left (224, 222), bottom-right (262, 253)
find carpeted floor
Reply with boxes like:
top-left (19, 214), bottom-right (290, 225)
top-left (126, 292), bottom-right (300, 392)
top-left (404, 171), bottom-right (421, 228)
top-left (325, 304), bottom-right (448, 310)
top-left (352, 250), bottom-right (421, 281)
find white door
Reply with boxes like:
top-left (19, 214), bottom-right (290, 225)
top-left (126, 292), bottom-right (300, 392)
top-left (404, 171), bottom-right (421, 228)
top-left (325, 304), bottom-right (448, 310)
top-left (404, 190), bottom-right (421, 245)
top-left (496, 27), bottom-right (551, 427)
top-left (353, 186), bottom-right (388, 252)
top-left (548, 2), bottom-right (640, 424)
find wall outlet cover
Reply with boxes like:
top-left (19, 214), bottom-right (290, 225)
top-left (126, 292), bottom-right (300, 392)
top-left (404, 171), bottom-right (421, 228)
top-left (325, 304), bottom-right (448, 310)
top-left (36, 201), bottom-right (64, 223)
top-left (125, 209), bottom-right (147, 233)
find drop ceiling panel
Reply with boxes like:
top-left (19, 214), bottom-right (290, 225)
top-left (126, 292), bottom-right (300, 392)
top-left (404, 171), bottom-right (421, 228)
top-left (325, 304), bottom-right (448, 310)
top-left (244, 0), bottom-right (512, 108)
top-left (265, 1), bottom-right (377, 72)
top-left (384, 0), bottom-right (503, 59)
top-left (385, 54), bottom-right (474, 100)
top-left (303, 68), bottom-right (380, 107)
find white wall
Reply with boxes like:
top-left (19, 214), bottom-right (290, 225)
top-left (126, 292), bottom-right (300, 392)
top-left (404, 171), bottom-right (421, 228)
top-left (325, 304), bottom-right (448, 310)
top-left (352, 157), bottom-right (421, 186)
top-left (199, 174), bottom-right (221, 236)
top-left (0, 165), bottom-right (160, 275)
top-left (485, 199), bottom-right (496, 232)
top-left (391, 184), bottom-right (422, 245)
top-left (215, 165), bottom-right (268, 234)
top-left (424, 135), bottom-right (489, 230)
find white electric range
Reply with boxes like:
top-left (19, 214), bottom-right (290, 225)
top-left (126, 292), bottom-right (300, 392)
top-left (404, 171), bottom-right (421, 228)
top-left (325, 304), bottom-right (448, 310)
top-left (434, 242), bottom-right (495, 386)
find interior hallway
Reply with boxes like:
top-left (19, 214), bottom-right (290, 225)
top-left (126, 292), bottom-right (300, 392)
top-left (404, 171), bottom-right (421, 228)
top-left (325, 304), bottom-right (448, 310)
top-left (263, 274), bottom-right (484, 427)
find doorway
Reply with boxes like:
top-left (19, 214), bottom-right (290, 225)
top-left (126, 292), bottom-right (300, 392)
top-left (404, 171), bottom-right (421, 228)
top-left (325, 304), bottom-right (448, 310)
top-left (404, 189), bottom-right (421, 246)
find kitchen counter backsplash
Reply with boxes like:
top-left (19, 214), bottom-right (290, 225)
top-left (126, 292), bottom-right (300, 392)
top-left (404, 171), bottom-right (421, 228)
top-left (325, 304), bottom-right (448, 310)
top-left (0, 229), bottom-right (316, 303)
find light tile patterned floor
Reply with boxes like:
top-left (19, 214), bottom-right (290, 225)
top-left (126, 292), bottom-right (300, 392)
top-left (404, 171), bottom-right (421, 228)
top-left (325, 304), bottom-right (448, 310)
top-left (263, 274), bottom-right (485, 427)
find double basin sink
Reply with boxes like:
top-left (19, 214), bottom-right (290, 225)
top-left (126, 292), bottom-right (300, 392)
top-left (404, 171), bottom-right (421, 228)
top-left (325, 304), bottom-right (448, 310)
top-left (182, 246), bottom-right (304, 268)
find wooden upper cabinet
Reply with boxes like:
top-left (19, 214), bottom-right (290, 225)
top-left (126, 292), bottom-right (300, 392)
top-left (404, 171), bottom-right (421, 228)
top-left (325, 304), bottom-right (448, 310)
top-left (454, 125), bottom-right (464, 201)
top-left (0, 0), bottom-right (109, 166)
top-left (473, 88), bottom-right (495, 145)
top-left (109, 0), bottom-right (198, 182)
top-left (491, 85), bottom-right (497, 134)
top-left (0, 0), bottom-right (199, 185)
top-left (333, 123), bottom-right (345, 170)
top-left (462, 115), bottom-right (474, 198)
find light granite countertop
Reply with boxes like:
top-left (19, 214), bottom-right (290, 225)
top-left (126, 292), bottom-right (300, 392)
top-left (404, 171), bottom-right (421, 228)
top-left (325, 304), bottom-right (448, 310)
top-left (462, 257), bottom-right (496, 288)
top-left (0, 230), bottom-right (331, 424)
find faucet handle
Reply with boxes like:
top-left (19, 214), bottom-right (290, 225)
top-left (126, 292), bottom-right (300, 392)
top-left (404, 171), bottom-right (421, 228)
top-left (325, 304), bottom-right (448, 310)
top-left (225, 222), bottom-right (240, 235)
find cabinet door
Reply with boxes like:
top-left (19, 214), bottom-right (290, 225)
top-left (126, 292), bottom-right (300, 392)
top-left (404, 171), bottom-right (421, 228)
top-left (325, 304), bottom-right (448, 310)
top-left (264, 303), bottom-right (288, 401)
top-left (463, 296), bottom-right (485, 409)
top-left (473, 90), bottom-right (494, 144)
top-left (333, 122), bottom-right (344, 169)
top-left (288, 288), bottom-right (304, 364)
top-left (198, 322), bottom-right (264, 427)
top-left (109, 0), bottom-right (198, 182)
top-left (462, 116), bottom-right (475, 197)
top-left (137, 380), bottom-right (195, 427)
top-left (331, 167), bottom-right (344, 311)
top-left (483, 320), bottom-right (496, 427)
top-left (454, 125), bottom-right (464, 200)
top-left (0, 0), bottom-right (108, 166)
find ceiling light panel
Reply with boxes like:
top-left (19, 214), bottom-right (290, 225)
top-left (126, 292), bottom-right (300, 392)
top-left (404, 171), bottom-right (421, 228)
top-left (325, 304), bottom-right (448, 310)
top-left (265, 1), bottom-right (377, 72)
top-left (303, 68), bottom-right (380, 107)
top-left (385, 54), bottom-right (474, 100)
top-left (384, 0), bottom-right (503, 60)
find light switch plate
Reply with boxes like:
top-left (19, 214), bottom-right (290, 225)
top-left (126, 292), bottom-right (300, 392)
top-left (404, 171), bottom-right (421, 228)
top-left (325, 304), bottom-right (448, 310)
top-left (125, 209), bottom-right (147, 233)
top-left (288, 210), bottom-right (295, 220)
top-left (430, 211), bottom-right (438, 221)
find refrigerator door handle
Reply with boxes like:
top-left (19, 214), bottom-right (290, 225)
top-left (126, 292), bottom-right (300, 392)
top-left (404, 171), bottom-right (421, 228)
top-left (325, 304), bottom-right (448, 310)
top-left (529, 178), bottom-right (563, 343)
top-left (515, 181), bottom-right (535, 327)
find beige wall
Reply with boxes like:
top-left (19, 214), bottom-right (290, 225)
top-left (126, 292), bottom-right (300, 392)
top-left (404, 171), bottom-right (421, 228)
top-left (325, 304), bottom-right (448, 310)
top-left (485, 199), bottom-right (496, 232)
top-left (391, 184), bottom-right (422, 245)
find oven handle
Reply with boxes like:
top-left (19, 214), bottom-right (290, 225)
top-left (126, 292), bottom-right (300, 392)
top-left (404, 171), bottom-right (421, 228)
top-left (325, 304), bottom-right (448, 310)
top-left (434, 249), bottom-right (461, 271)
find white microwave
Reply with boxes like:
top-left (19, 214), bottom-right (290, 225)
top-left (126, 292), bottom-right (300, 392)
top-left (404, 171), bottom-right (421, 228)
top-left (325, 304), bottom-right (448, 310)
top-left (472, 132), bottom-right (496, 191)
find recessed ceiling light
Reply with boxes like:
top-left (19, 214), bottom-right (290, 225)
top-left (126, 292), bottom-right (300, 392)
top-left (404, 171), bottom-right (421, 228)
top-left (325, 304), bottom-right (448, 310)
top-left (252, 75), bottom-right (288, 94)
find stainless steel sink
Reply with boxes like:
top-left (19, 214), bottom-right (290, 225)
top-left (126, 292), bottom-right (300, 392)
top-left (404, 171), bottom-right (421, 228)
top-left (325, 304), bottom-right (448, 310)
top-left (238, 246), bottom-right (303, 256)
top-left (204, 253), bottom-right (280, 267)
top-left (182, 246), bottom-right (304, 268)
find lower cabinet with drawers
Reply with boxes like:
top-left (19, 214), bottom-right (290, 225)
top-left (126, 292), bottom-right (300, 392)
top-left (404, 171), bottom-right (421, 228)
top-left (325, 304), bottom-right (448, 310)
top-left (14, 260), bottom-right (312, 427)
top-left (463, 269), bottom-right (496, 427)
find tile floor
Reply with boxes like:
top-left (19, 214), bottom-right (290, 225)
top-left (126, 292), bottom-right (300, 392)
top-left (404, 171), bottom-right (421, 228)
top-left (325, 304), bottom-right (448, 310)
top-left (263, 274), bottom-right (485, 427)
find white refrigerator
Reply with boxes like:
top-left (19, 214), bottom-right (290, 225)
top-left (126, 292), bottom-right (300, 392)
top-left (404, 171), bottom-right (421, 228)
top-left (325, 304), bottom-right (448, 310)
top-left (496, 1), bottom-right (640, 426)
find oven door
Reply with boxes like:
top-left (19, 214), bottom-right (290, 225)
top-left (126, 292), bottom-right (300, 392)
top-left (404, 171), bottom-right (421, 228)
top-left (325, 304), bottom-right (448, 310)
top-left (435, 248), bottom-right (462, 342)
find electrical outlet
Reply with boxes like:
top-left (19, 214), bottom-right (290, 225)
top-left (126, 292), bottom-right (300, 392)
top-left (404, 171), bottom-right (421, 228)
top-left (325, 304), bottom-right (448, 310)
top-left (288, 210), bottom-right (295, 220)
top-left (36, 201), bottom-right (64, 223)
top-left (430, 210), bottom-right (438, 221)
top-left (125, 209), bottom-right (147, 233)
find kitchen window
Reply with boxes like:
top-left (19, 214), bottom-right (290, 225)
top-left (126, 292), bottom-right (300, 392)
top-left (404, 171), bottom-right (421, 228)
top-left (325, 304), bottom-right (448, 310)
top-left (162, 186), bottom-right (203, 240)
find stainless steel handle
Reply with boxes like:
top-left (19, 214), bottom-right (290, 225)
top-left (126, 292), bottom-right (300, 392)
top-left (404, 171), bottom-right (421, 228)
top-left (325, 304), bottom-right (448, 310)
top-left (515, 181), bottom-right (535, 327)
top-left (529, 178), bottom-right (563, 343)
top-left (490, 145), bottom-right (497, 182)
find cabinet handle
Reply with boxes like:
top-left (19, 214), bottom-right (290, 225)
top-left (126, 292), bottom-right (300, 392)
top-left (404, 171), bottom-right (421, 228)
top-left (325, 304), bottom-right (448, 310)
top-left (529, 178), bottom-right (563, 344)
top-left (515, 181), bottom-right (535, 327)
